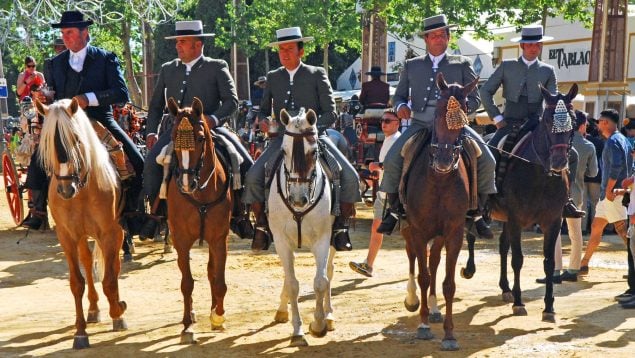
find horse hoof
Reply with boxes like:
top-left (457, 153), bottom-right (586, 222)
top-left (122, 253), bottom-right (133, 263)
top-left (460, 268), bottom-right (474, 279)
top-left (154, 234), bottom-right (164, 243)
top-left (191, 311), bottom-right (197, 323)
top-left (72, 335), bottom-right (90, 349)
top-left (512, 305), bottom-right (527, 316)
top-left (290, 335), bottom-right (308, 347)
top-left (429, 312), bottom-right (443, 323)
top-left (326, 318), bottom-right (335, 331)
top-left (404, 298), bottom-right (420, 312)
top-left (416, 327), bottom-right (434, 340)
top-left (210, 312), bottom-right (226, 331)
top-left (274, 310), bottom-right (289, 323)
top-left (180, 330), bottom-right (197, 344)
top-left (542, 311), bottom-right (556, 323)
top-left (87, 310), bottom-right (101, 323)
top-left (164, 244), bottom-right (173, 254)
top-left (129, 242), bottom-right (136, 254)
top-left (441, 339), bottom-right (459, 351)
top-left (113, 318), bottom-right (128, 331)
top-left (502, 292), bottom-right (514, 303)
top-left (309, 321), bottom-right (328, 338)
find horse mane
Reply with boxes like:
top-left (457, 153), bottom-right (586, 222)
top-left (39, 99), bottom-right (119, 191)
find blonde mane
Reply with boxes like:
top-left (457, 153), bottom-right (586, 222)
top-left (39, 99), bottom-right (119, 191)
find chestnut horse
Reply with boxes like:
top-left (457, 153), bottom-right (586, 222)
top-left (401, 73), bottom-right (478, 351)
top-left (485, 84), bottom-right (578, 322)
top-left (268, 108), bottom-right (335, 347)
top-left (36, 98), bottom-right (127, 349)
top-left (166, 97), bottom-right (232, 344)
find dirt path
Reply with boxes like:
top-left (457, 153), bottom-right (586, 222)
top-left (1, 190), bottom-right (634, 357)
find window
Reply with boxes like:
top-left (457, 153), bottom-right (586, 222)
top-left (388, 41), bottom-right (395, 62)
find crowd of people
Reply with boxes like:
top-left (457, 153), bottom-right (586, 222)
top-left (10, 10), bottom-right (635, 309)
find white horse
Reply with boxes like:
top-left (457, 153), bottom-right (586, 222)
top-left (268, 108), bottom-right (336, 347)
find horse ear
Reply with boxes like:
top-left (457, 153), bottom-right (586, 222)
top-left (306, 109), bottom-right (317, 126)
top-left (192, 97), bottom-right (204, 117)
top-left (436, 72), bottom-right (448, 91)
top-left (34, 98), bottom-right (48, 117)
top-left (280, 109), bottom-right (290, 125)
top-left (69, 97), bottom-right (80, 115)
top-left (540, 84), bottom-right (553, 100)
top-left (167, 97), bottom-right (179, 116)
top-left (463, 76), bottom-right (479, 96)
top-left (566, 83), bottom-right (579, 101)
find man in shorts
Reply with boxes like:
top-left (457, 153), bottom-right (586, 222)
top-left (349, 109), bottom-right (401, 277)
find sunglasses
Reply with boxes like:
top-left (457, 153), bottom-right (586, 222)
top-left (381, 118), bottom-right (398, 124)
top-left (26, 64), bottom-right (36, 68)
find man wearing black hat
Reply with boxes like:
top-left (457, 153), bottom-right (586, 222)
top-left (377, 14), bottom-right (497, 238)
top-left (359, 66), bottom-right (389, 109)
top-left (481, 25), bottom-right (585, 218)
top-left (23, 10), bottom-right (145, 230)
top-left (141, 20), bottom-right (253, 240)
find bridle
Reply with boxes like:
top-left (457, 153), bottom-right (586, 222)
top-left (173, 120), bottom-right (217, 194)
top-left (531, 100), bottom-right (574, 174)
top-left (276, 129), bottom-right (325, 248)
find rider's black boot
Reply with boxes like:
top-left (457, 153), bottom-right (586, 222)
top-left (230, 189), bottom-right (254, 239)
top-left (22, 189), bottom-right (49, 230)
top-left (376, 193), bottom-right (403, 235)
top-left (563, 198), bottom-right (585, 218)
top-left (332, 202), bottom-right (354, 251)
top-left (251, 201), bottom-right (271, 252)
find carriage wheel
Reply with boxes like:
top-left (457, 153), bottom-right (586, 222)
top-left (2, 151), bottom-right (24, 225)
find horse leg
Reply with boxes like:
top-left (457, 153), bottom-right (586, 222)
top-left (414, 237), bottom-right (433, 340)
top-left (97, 231), bottom-right (127, 331)
top-left (507, 221), bottom-right (526, 316)
top-left (498, 224), bottom-right (513, 302)
top-left (440, 229), bottom-right (463, 351)
top-left (175, 244), bottom-right (196, 344)
top-left (541, 219), bottom-right (561, 322)
top-left (402, 227), bottom-right (420, 312)
top-left (428, 238), bottom-right (443, 323)
top-left (324, 246), bottom-right (336, 331)
top-left (309, 239), bottom-right (330, 338)
top-left (208, 233), bottom-right (228, 331)
top-left (58, 236), bottom-right (89, 349)
top-left (461, 231), bottom-right (476, 279)
top-left (78, 239), bottom-right (100, 324)
top-left (277, 244), bottom-right (306, 347)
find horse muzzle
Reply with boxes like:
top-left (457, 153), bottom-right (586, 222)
top-left (431, 144), bottom-right (460, 174)
top-left (549, 144), bottom-right (570, 173)
top-left (57, 181), bottom-right (78, 200)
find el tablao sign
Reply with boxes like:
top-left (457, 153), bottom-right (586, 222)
top-left (544, 41), bottom-right (591, 82)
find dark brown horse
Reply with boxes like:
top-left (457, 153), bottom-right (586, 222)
top-left (36, 98), bottom-right (127, 349)
top-left (166, 97), bottom-right (233, 344)
top-left (463, 84), bottom-right (578, 323)
top-left (401, 73), bottom-right (477, 351)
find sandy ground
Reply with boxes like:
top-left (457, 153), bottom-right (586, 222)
top-left (1, 189), bottom-right (635, 357)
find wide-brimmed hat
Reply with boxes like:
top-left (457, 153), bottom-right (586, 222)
top-left (268, 27), bottom-right (314, 47)
top-left (365, 66), bottom-right (386, 76)
top-left (51, 11), bottom-right (94, 28)
top-left (253, 76), bottom-right (267, 86)
top-left (419, 14), bottom-right (456, 36)
top-left (511, 25), bottom-right (554, 43)
top-left (165, 20), bottom-right (215, 39)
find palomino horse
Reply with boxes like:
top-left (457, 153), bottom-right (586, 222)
top-left (166, 97), bottom-right (232, 344)
top-left (35, 98), bottom-right (127, 349)
top-left (471, 84), bottom-right (578, 322)
top-left (268, 108), bottom-right (335, 347)
top-left (401, 73), bottom-right (478, 351)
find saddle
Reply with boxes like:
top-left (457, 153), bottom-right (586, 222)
top-left (264, 140), bottom-right (342, 216)
top-left (494, 122), bottom-right (533, 192)
top-left (399, 128), bottom-right (479, 211)
top-left (91, 121), bottom-right (135, 181)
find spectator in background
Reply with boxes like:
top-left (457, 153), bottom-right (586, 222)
top-left (16, 56), bottom-right (45, 101)
top-left (252, 75), bottom-right (266, 110)
top-left (584, 117), bottom-right (604, 234)
top-left (359, 66), bottom-right (390, 108)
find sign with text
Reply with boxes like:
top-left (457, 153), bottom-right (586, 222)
top-left (0, 78), bottom-right (7, 98)
top-left (544, 41), bottom-right (591, 82)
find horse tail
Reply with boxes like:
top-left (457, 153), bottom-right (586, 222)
top-left (92, 241), bottom-right (105, 283)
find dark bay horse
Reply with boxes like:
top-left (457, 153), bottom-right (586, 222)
top-left (401, 73), bottom-right (477, 351)
top-left (465, 84), bottom-right (578, 322)
top-left (166, 97), bottom-right (233, 344)
top-left (35, 98), bottom-right (127, 349)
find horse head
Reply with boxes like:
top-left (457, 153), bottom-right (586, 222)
top-left (36, 98), bottom-right (117, 199)
top-left (431, 72), bottom-right (478, 174)
top-left (539, 83), bottom-right (578, 173)
top-left (280, 108), bottom-right (319, 208)
top-left (169, 96), bottom-right (213, 194)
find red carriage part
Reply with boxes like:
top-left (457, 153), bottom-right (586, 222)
top-left (2, 151), bottom-right (24, 225)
